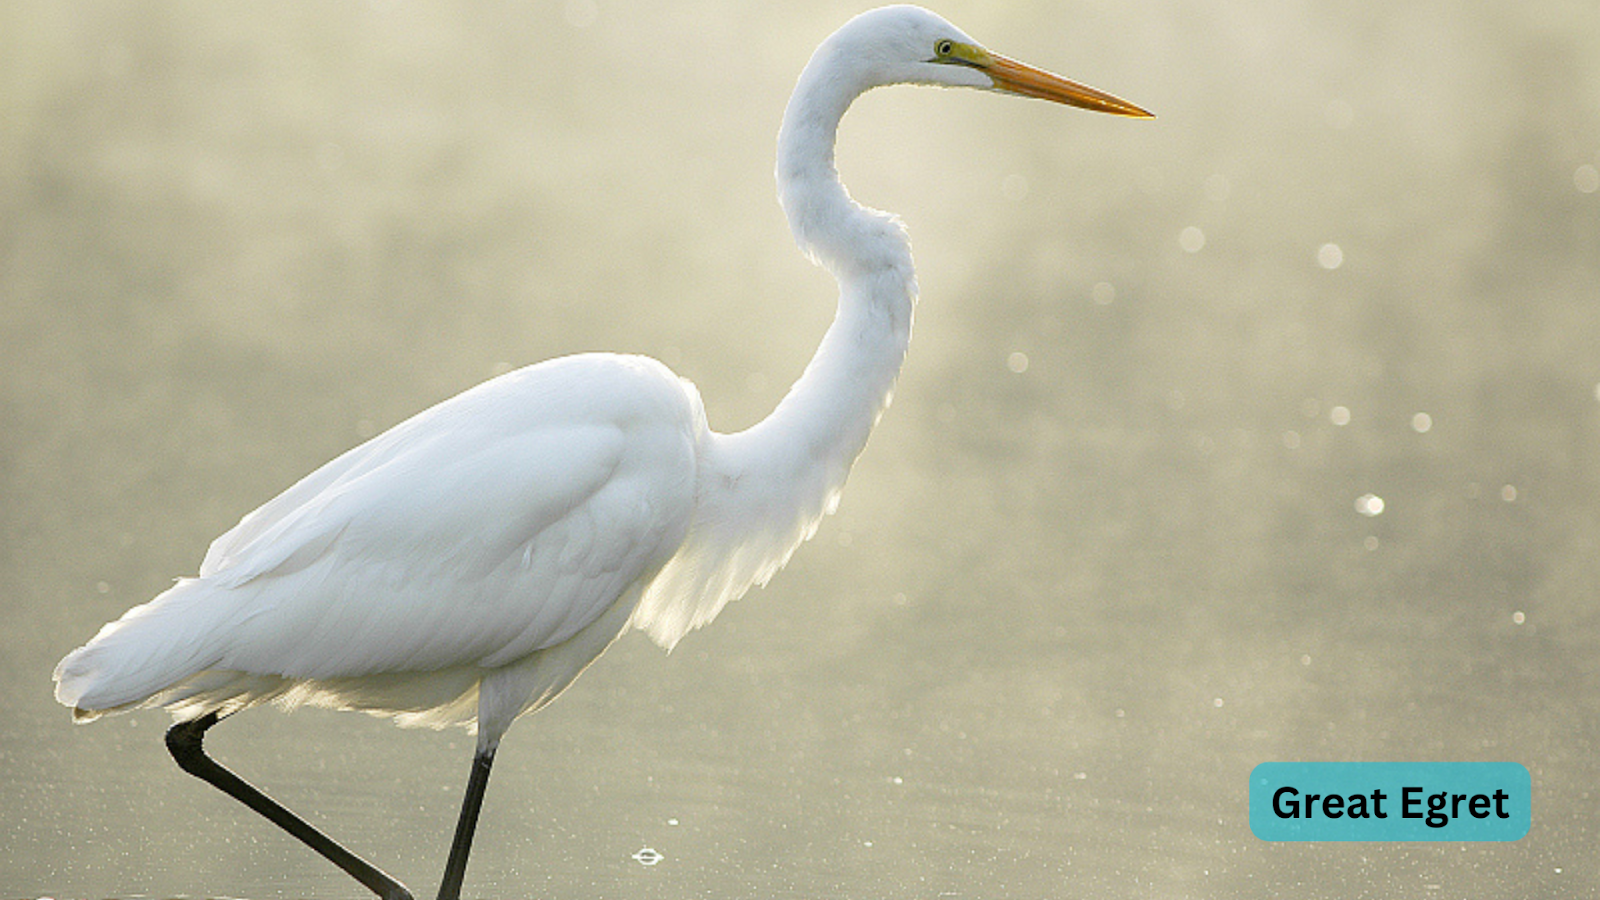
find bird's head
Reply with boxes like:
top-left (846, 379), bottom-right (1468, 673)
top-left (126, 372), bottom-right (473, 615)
top-left (829, 5), bottom-right (1152, 118)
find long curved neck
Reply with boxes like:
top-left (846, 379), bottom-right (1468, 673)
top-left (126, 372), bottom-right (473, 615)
top-left (720, 50), bottom-right (915, 500)
top-left (629, 37), bottom-right (918, 649)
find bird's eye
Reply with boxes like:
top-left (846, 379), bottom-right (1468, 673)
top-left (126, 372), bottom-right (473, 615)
top-left (935, 40), bottom-right (954, 57)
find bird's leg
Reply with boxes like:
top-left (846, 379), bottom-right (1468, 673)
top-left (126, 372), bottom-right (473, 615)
top-left (436, 746), bottom-right (496, 900)
top-left (165, 711), bottom-right (414, 900)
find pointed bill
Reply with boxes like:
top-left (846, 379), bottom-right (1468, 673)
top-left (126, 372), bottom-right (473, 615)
top-left (984, 53), bottom-right (1153, 118)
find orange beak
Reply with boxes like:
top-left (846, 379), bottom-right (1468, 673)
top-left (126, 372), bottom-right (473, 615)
top-left (984, 53), bottom-right (1153, 118)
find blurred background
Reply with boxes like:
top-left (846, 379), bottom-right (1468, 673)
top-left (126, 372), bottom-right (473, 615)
top-left (3, 0), bottom-right (1597, 897)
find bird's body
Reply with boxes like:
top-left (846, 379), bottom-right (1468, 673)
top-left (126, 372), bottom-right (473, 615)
top-left (59, 354), bottom-right (705, 731)
top-left (53, 7), bottom-right (1149, 899)
top-left (57, 336), bottom-right (877, 737)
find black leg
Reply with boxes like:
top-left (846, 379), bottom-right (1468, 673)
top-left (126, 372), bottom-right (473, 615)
top-left (165, 711), bottom-right (414, 900)
top-left (436, 746), bottom-right (496, 900)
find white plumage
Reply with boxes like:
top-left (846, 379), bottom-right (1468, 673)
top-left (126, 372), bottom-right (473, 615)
top-left (58, 353), bottom-right (708, 729)
top-left (52, 8), bottom-right (1149, 899)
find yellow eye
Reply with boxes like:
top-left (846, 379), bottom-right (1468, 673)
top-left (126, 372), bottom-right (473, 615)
top-left (936, 39), bottom-right (955, 57)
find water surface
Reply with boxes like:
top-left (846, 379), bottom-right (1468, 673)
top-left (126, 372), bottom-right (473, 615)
top-left (2, 1), bottom-right (1597, 897)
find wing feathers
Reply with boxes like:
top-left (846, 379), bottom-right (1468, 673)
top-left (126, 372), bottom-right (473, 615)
top-left (58, 354), bottom-right (703, 720)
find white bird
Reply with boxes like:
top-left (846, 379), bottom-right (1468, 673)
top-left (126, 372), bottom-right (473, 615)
top-left (53, 7), bottom-right (1150, 899)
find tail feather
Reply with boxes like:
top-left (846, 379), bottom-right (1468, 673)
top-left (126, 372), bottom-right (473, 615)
top-left (54, 578), bottom-right (233, 719)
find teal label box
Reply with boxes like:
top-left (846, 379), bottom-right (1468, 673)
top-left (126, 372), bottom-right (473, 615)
top-left (1250, 762), bottom-right (1530, 841)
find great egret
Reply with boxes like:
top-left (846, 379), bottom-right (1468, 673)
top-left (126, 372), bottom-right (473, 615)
top-left (53, 6), bottom-right (1150, 899)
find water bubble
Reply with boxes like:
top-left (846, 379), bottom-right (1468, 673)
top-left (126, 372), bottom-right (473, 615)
top-left (633, 847), bottom-right (664, 866)
top-left (1091, 281), bottom-right (1116, 306)
top-left (1317, 243), bottom-right (1344, 270)
top-left (1006, 351), bottom-right (1029, 374)
top-left (1329, 406), bottom-right (1351, 426)
top-left (1282, 430), bottom-right (1301, 450)
top-left (1179, 226), bottom-right (1206, 253)
top-left (1355, 493), bottom-right (1385, 516)
top-left (1411, 412), bottom-right (1432, 433)
top-left (1501, 484), bottom-right (1517, 502)
top-left (1512, 611), bottom-right (1526, 625)
top-left (1575, 164), bottom-right (1600, 194)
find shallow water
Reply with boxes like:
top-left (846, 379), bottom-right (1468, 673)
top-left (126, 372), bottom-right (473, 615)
top-left (3, 1), bottom-right (1598, 897)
